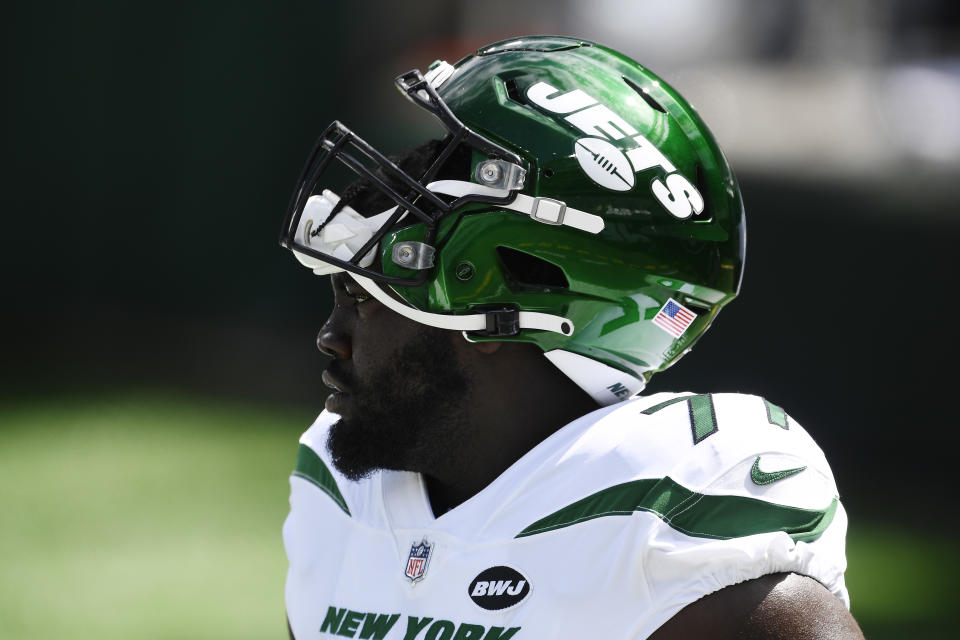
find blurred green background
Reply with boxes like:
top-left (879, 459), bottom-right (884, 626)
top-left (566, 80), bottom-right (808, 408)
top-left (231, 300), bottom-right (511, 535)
top-left (3, 1), bottom-right (958, 638)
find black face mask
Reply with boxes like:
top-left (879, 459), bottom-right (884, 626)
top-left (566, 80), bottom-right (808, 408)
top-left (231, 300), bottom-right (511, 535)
top-left (279, 69), bottom-right (523, 290)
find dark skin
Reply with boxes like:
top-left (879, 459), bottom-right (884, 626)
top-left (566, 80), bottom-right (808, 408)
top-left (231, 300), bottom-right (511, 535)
top-left (650, 573), bottom-right (864, 640)
top-left (318, 273), bottom-right (598, 511)
top-left (311, 273), bottom-right (864, 639)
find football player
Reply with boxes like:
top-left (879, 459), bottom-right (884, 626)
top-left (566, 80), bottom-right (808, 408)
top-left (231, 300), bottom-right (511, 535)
top-left (279, 36), bottom-right (863, 639)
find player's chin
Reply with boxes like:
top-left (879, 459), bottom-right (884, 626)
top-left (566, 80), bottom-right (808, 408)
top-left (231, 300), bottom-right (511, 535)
top-left (327, 417), bottom-right (382, 481)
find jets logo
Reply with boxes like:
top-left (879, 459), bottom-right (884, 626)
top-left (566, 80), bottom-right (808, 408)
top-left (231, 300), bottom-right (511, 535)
top-left (527, 81), bottom-right (704, 219)
top-left (468, 566), bottom-right (531, 611)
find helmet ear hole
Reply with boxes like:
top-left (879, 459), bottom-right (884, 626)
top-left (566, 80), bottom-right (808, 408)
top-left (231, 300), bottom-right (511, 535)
top-left (504, 77), bottom-right (525, 105)
top-left (496, 246), bottom-right (569, 290)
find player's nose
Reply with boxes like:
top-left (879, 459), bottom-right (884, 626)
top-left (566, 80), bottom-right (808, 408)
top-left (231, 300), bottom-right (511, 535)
top-left (317, 318), bottom-right (351, 360)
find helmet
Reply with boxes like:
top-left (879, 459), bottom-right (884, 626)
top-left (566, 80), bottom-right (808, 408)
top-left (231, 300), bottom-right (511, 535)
top-left (280, 36), bottom-right (745, 406)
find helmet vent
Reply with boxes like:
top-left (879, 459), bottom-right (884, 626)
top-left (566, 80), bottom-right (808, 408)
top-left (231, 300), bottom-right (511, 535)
top-left (496, 246), bottom-right (569, 290)
top-left (504, 78), bottom-right (525, 105)
top-left (684, 297), bottom-right (712, 312)
top-left (623, 76), bottom-right (666, 113)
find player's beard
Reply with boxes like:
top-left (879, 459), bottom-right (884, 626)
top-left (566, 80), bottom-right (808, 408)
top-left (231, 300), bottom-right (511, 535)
top-left (325, 329), bottom-right (473, 481)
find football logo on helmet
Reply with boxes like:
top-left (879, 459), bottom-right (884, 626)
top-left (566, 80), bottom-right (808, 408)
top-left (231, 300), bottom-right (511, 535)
top-left (574, 138), bottom-right (635, 191)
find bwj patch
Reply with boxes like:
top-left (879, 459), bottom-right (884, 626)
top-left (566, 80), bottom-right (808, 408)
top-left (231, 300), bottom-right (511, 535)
top-left (404, 538), bottom-right (433, 584)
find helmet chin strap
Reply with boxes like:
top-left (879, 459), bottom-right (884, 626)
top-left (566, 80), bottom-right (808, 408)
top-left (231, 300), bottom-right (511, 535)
top-left (354, 272), bottom-right (642, 406)
top-left (294, 182), bottom-right (579, 336)
top-left (349, 274), bottom-right (574, 337)
top-left (426, 180), bottom-right (605, 234)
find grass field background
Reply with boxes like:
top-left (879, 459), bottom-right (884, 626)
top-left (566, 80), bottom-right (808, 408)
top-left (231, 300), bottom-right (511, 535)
top-left (0, 394), bottom-right (951, 639)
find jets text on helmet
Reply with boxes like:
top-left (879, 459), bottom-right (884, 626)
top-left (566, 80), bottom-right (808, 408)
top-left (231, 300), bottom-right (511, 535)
top-left (527, 82), bottom-right (704, 219)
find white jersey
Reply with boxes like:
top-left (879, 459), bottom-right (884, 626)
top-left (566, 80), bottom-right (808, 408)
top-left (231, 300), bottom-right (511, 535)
top-left (284, 392), bottom-right (849, 640)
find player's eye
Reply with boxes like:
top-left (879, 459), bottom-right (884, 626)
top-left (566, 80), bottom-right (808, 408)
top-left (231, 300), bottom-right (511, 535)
top-left (347, 289), bottom-right (372, 304)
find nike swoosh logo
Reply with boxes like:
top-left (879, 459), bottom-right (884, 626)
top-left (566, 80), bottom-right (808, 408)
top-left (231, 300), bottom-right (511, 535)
top-left (750, 456), bottom-right (807, 486)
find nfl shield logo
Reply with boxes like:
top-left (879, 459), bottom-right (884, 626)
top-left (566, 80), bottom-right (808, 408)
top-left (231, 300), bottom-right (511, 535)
top-left (404, 538), bottom-right (433, 584)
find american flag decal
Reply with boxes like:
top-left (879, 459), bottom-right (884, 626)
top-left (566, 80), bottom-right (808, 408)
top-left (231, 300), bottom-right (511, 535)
top-left (652, 298), bottom-right (697, 338)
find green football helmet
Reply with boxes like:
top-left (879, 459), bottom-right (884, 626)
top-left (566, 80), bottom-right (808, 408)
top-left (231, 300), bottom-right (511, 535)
top-left (280, 36), bottom-right (745, 405)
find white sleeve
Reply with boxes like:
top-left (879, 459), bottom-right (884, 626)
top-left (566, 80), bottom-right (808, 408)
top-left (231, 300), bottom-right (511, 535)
top-left (637, 394), bottom-right (850, 634)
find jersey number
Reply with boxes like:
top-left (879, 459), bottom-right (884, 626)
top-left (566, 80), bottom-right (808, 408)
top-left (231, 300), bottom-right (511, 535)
top-left (641, 395), bottom-right (789, 445)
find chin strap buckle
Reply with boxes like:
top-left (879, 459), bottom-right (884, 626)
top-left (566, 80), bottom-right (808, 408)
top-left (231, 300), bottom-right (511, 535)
top-left (425, 180), bottom-right (605, 234)
top-left (468, 307), bottom-right (521, 338)
top-left (529, 197), bottom-right (567, 226)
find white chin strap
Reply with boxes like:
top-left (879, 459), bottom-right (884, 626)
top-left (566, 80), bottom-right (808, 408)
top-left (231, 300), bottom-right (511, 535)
top-left (350, 274), bottom-right (573, 336)
top-left (426, 181), bottom-right (605, 234)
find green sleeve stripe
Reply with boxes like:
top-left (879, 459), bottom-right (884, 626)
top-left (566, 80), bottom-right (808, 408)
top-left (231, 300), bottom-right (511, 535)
top-left (516, 477), bottom-right (837, 543)
top-left (291, 444), bottom-right (351, 516)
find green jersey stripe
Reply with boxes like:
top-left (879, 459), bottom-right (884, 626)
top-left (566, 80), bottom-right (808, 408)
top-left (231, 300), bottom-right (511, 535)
top-left (291, 444), bottom-right (351, 516)
top-left (516, 477), bottom-right (836, 542)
